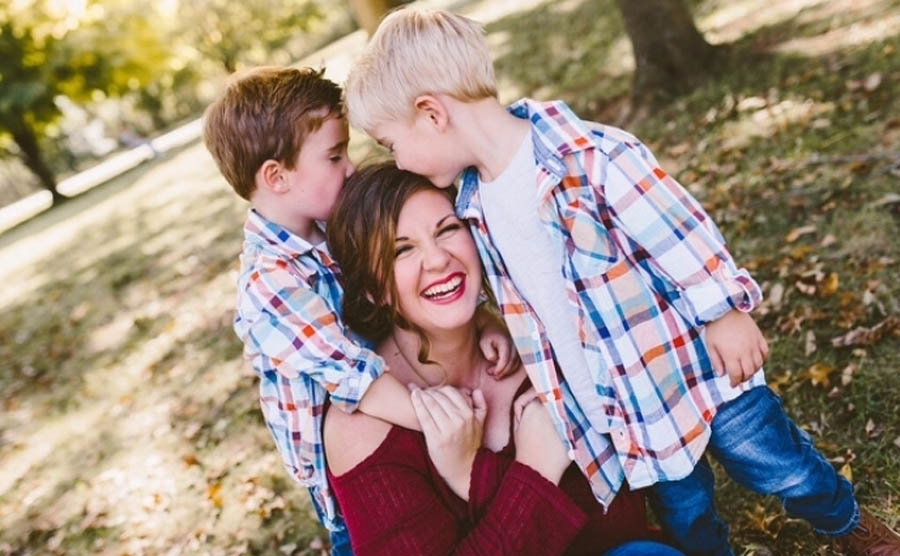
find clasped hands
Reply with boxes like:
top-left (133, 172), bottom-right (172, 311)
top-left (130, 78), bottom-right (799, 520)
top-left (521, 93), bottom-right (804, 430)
top-left (409, 383), bottom-right (571, 501)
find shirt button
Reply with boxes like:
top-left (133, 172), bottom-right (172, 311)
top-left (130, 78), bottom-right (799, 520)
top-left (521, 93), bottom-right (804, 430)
top-left (567, 449), bottom-right (576, 461)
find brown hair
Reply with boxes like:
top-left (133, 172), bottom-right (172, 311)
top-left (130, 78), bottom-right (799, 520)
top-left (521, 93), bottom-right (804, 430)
top-left (202, 66), bottom-right (343, 200)
top-left (326, 162), bottom-right (455, 362)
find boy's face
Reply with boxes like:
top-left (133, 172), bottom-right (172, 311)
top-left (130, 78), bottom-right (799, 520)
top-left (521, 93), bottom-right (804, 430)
top-left (371, 115), bottom-right (462, 188)
top-left (281, 115), bottom-right (354, 222)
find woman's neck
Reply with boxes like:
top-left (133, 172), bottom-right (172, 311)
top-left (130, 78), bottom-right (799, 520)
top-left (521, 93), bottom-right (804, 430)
top-left (391, 323), bottom-right (484, 390)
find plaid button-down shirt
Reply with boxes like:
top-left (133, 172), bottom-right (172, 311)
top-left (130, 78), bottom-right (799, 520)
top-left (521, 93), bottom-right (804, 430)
top-left (234, 209), bottom-right (383, 530)
top-left (457, 99), bottom-right (765, 506)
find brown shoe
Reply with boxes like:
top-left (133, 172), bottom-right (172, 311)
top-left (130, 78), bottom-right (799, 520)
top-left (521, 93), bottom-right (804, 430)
top-left (833, 509), bottom-right (900, 556)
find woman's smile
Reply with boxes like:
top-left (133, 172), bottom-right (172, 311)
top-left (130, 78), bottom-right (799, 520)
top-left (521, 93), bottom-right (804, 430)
top-left (421, 272), bottom-right (466, 303)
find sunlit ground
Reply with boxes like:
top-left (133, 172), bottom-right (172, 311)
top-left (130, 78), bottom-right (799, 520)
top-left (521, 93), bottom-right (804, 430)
top-left (1, 0), bottom-right (898, 554)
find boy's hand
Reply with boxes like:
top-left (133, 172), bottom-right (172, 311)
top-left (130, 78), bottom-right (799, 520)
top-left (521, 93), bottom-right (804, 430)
top-left (478, 328), bottom-right (520, 379)
top-left (706, 309), bottom-right (769, 387)
top-left (514, 392), bottom-right (570, 485)
top-left (410, 385), bottom-right (487, 500)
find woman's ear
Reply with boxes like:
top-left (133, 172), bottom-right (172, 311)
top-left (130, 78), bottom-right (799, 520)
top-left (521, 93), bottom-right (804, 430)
top-left (256, 159), bottom-right (289, 194)
top-left (413, 94), bottom-right (449, 131)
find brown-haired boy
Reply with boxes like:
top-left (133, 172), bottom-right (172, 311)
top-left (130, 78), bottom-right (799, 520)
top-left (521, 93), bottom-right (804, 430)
top-left (203, 66), bottom-right (516, 553)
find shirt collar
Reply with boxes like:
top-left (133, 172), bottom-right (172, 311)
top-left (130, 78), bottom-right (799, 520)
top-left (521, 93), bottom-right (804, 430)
top-left (457, 98), bottom-right (593, 218)
top-left (243, 208), bottom-right (319, 259)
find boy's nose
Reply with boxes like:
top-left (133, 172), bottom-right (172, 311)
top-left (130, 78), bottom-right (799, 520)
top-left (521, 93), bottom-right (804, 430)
top-left (345, 160), bottom-right (356, 177)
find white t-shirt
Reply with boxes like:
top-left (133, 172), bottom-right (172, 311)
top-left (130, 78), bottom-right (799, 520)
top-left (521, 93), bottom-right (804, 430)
top-left (480, 132), bottom-right (609, 431)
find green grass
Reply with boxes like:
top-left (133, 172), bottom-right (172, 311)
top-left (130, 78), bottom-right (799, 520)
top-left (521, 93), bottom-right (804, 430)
top-left (0, 0), bottom-right (898, 554)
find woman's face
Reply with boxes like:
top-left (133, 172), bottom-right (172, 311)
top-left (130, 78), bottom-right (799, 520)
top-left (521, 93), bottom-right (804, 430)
top-left (392, 189), bottom-right (482, 334)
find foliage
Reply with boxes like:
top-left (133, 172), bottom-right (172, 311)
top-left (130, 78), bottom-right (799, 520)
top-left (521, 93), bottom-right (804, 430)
top-left (173, 0), bottom-right (325, 73)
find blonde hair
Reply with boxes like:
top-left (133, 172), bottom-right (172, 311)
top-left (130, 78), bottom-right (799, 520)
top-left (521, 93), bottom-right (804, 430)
top-left (345, 7), bottom-right (497, 131)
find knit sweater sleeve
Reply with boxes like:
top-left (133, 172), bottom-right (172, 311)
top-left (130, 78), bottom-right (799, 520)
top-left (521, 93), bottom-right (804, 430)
top-left (330, 439), bottom-right (587, 556)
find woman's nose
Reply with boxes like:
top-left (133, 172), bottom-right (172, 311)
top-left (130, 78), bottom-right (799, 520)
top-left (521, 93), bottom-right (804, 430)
top-left (421, 243), bottom-right (451, 271)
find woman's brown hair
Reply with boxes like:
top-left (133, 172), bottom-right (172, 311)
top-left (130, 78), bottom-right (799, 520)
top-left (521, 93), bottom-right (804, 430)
top-left (326, 162), bottom-right (455, 361)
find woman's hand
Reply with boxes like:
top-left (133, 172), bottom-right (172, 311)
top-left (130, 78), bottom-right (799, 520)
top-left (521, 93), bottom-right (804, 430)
top-left (410, 385), bottom-right (487, 500)
top-left (513, 392), bottom-right (570, 485)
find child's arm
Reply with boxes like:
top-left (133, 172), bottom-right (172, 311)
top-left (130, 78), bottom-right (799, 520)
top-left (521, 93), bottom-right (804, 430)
top-left (246, 261), bottom-right (418, 429)
top-left (590, 134), bottom-right (762, 326)
top-left (358, 372), bottom-right (420, 430)
top-left (589, 134), bottom-right (767, 383)
top-left (474, 303), bottom-right (520, 379)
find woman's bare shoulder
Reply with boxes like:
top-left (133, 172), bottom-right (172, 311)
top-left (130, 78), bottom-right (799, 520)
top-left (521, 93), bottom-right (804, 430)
top-left (324, 406), bottom-right (393, 476)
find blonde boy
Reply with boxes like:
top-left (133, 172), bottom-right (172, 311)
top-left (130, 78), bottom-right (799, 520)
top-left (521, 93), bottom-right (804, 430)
top-left (345, 9), bottom-right (899, 556)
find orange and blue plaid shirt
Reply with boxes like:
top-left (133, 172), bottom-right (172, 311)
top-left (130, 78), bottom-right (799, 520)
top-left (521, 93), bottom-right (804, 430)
top-left (457, 99), bottom-right (765, 507)
top-left (234, 209), bottom-right (383, 530)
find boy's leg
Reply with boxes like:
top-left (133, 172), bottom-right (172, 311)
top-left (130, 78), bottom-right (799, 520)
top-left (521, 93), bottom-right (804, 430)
top-left (648, 457), bottom-right (734, 556)
top-left (708, 385), bottom-right (858, 536)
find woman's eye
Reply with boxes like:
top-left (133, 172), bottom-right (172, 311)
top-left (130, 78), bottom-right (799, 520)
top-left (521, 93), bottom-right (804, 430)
top-left (394, 244), bottom-right (412, 257)
top-left (438, 223), bottom-right (461, 236)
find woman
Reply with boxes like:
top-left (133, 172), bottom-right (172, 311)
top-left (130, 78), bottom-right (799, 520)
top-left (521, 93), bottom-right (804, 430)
top-left (324, 162), bottom-right (682, 556)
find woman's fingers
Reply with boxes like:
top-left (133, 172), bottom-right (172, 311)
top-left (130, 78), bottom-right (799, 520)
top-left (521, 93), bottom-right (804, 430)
top-left (437, 385), bottom-right (472, 414)
top-left (471, 389), bottom-right (487, 424)
top-left (411, 390), bottom-right (439, 436)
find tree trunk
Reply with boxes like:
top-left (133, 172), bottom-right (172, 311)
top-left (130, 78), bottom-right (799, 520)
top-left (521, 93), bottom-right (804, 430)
top-left (348, 0), bottom-right (409, 35)
top-left (9, 115), bottom-right (65, 205)
top-left (615, 0), bottom-right (722, 105)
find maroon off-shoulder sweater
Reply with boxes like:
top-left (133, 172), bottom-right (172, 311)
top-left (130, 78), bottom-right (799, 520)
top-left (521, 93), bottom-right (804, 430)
top-left (327, 383), bottom-right (654, 555)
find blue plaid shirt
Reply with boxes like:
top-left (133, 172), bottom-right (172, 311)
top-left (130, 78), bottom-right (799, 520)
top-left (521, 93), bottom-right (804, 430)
top-left (234, 209), bottom-right (384, 530)
top-left (457, 99), bottom-right (765, 506)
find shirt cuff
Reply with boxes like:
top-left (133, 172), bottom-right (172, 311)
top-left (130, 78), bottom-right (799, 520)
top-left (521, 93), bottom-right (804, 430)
top-left (682, 268), bottom-right (762, 325)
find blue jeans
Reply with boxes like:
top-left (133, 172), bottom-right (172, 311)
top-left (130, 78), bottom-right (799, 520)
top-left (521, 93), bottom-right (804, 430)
top-left (604, 541), bottom-right (686, 555)
top-left (649, 386), bottom-right (858, 556)
top-left (308, 489), bottom-right (354, 556)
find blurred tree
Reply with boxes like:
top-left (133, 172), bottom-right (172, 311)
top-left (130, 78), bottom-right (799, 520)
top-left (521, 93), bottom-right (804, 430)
top-left (615, 0), bottom-right (722, 105)
top-left (0, 0), bottom-right (173, 203)
top-left (347, 0), bottom-right (411, 35)
top-left (175, 0), bottom-right (323, 73)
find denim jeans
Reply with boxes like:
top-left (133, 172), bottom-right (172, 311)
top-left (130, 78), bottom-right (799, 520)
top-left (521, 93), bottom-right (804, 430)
top-left (603, 540), bottom-right (686, 556)
top-left (308, 489), bottom-right (354, 556)
top-left (649, 386), bottom-right (858, 556)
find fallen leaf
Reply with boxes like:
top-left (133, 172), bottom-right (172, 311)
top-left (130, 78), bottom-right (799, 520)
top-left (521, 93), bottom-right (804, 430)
top-left (871, 193), bottom-right (900, 207)
top-left (820, 234), bottom-right (838, 247)
top-left (864, 72), bottom-right (882, 92)
top-left (865, 419), bottom-right (875, 436)
top-left (207, 482), bottom-right (223, 508)
top-left (184, 454), bottom-right (200, 466)
top-left (785, 224), bottom-right (817, 243)
top-left (795, 281), bottom-right (816, 296)
top-left (768, 282), bottom-right (785, 308)
top-left (804, 330), bottom-right (817, 356)
top-left (820, 273), bottom-right (839, 297)
top-left (840, 364), bottom-right (856, 386)
top-left (839, 462), bottom-right (853, 482)
top-left (831, 316), bottom-right (900, 348)
top-left (807, 362), bottom-right (835, 388)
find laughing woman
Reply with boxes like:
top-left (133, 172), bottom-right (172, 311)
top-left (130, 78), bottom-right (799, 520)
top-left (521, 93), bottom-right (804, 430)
top-left (324, 162), bottom-right (682, 556)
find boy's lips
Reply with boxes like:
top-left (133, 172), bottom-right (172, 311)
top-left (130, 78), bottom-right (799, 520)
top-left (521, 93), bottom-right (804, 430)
top-left (421, 272), bottom-right (466, 304)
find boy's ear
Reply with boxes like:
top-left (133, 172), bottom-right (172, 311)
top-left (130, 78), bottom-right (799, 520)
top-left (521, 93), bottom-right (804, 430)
top-left (256, 159), bottom-right (289, 194)
top-left (413, 94), bottom-right (449, 131)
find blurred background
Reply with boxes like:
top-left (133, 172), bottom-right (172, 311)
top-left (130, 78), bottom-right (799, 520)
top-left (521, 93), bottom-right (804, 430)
top-left (1, 0), bottom-right (898, 554)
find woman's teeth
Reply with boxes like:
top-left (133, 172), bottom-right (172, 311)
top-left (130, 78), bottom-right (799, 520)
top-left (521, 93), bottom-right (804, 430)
top-left (423, 275), bottom-right (463, 298)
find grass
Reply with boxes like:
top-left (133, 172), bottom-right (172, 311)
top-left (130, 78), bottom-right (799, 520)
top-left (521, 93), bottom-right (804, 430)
top-left (1, 0), bottom-right (898, 554)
